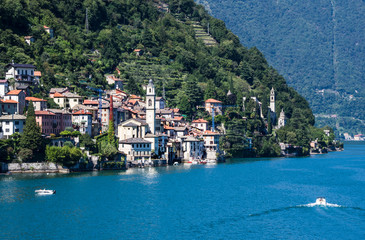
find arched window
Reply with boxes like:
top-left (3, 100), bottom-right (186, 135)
top-left (148, 99), bottom-right (152, 107)
top-left (149, 88), bottom-right (152, 93)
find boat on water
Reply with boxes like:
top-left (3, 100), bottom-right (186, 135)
top-left (306, 197), bottom-right (340, 207)
top-left (315, 197), bottom-right (326, 205)
top-left (35, 189), bottom-right (56, 195)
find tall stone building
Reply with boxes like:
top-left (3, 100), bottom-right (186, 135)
top-left (146, 79), bottom-right (156, 134)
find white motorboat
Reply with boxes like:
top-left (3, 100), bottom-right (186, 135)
top-left (35, 189), bottom-right (56, 195)
top-left (305, 197), bottom-right (340, 207)
top-left (315, 197), bottom-right (326, 206)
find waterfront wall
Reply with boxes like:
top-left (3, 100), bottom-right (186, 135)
top-left (1, 162), bottom-right (69, 173)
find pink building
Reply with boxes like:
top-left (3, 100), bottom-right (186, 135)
top-left (35, 110), bottom-right (72, 135)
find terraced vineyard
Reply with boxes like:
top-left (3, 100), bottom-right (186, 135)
top-left (188, 21), bottom-right (218, 47)
top-left (117, 55), bottom-right (187, 104)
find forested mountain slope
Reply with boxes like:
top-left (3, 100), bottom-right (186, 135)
top-left (0, 0), bottom-right (335, 156)
top-left (198, 0), bottom-right (365, 136)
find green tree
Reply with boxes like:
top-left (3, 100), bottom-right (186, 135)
top-left (19, 101), bottom-right (43, 157)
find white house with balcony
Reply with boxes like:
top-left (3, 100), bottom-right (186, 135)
top-left (5, 62), bottom-right (36, 88)
top-left (182, 136), bottom-right (204, 162)
top-left (72, 110), bottom-right (92, 135)
top-left (0, 114), bottom-right (26, 138)
top-left (119, 138), bottom-right (152, 162)
top-left (203, 130), bottom-right (221, 161)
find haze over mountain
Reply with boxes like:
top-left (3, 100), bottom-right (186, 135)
top-left (197, 0), bottom-right (365, 136)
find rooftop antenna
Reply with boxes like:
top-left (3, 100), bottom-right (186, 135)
top-left (85, 8), bottom-right (89, 33)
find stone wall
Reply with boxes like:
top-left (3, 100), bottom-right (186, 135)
top-left (2, 162), bottom-right (68, 173)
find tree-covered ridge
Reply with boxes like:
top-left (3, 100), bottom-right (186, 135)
top-left (0, 0), bottom-right (334, 158)
top-left (199, 0), bottom-right (365, 136)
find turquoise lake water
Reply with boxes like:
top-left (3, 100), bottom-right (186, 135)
top-left (1, 142), bottom-right (364, 239)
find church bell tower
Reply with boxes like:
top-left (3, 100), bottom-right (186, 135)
top-left (270, 87), bottom-right (276, 113)
top-left (146, 79), bottom-right (156, 134)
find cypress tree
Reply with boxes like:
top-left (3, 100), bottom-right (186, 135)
top-left (267, 108), bottom-right (272, 134)
top-left (20, 101), bottom-right (43, 154)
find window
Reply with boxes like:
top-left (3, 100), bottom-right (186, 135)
top-left (5, 129), bottom-right (10, 132)
top-left (148, 99), bottom-right (152, 107)
top-left (15, 129), bottom-right (19, 132)
top-left (15, 121), bottom-right (19, 125)
top-left (5, 121), bottom-right (9, 125)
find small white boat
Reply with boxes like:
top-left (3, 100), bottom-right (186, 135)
top-left (35, 189), bottom-right (56, 195)
top-left (315, 197), bottom-right (326, 206)
top-left (306, 197), bottom-right (340, 207)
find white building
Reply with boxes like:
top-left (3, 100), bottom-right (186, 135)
top-left (0, 80), bottom-right (9, 97)
top-left (4, 90), bottom-right (26, 114)
top-left (119, 138), bottom-right (152, 162)
top-left (117, 118), bottom-right (149, 141)
top-left (203, 130), bottom-right (221, 160)
top-left (25, 97), bottom-right (47, 111)
top-left (0, 114), bottom-right (26, 138)
top-left (182, 136), bottom-right (204, 162)
top-left (192, 118), bottom-right (208, 131)
top-left (72, 110), bottom-right (93, 135)
top-left (277, 109), bottom-right (287, 129)
top-left (156, 97), bottom-right (165, 109)
top-left (5, 63), bottom-right (36, 82)
top-left (53, 92), bottom-right (83, 109)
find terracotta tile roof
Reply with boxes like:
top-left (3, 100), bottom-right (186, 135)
top-left (73, 110), bottom-right (92, 115)
top-left (53, 92), bottom-right (64, 97)
top-left (44, 25), bottom-right (50, 29)
top-left (133, 49), bottom-right (142, 52)
top-left (34, 71), bottom-right (41, 77)
top-left (6, 90), bottom-right (23, 95)
top-left (173, 108), bottom-right (180, 113)
top-left (0, 80), bottom-right (8, 83)
top-left (192, 118), bottom-right (208, 123)
top-left (1, 99), bottom-right (18, 104)
top-left (130, 94), bottom-right (141, 99)
top-left (83, 100), bottom-right (99, 105)
top-left (174, 116), bottom-right (184, 121)
top-left (164, 126), bottom-right (174, 130)
top-left (35, 110), bottom-right (55, 115)
top-left (203, 130), bottom-right (219, 135)
top-left (26, 97), bottom-right (47, 102)
top-left (205, 98), bottom-right (222, 103)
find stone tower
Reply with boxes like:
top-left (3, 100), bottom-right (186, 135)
top-left (278, 109), bottom-right (287, 128)
top-left (146, 79), bottom-right (156, 134)
top-left (270, 87), bottom-right (275, 113)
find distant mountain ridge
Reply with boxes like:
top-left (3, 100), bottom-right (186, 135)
top-left (199, 0), bottom-right (365, 136)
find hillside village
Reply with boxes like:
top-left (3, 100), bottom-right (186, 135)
top-left (0, 61), bottom-right (298, 170)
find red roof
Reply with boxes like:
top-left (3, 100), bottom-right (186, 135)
top-left (164, 126), bottom-right (174, 130)
top-left (192, 118), bottom-right (208, 123)
top-left (26, 97), bottom-right (47, 102)
top-left (73, 110), bottom-right (92, 115)
top-left (203, 130), bottom-right (219, 135)
top-left (53, 92), bottom-right (64, 97)
top-left (130, 94), bottom-right (141, 99)
top-left (6, 90), bottom-right (23, 96)
top-left (0, 80), bottom-right (8, 83)
top-left (205, 98), bottom-right (222, 103)
top-left (44, 25), bottom-right (50, 29)
top-left (35, 110), bottom-right (55, 115)
top-left (133, 49), bottom-right (142, 52)
top-left (83, 100), bottom-right (99, 105)
top-left (173, 108), bottom-right (180, 113)
top-left (34, 71), bottom-right (41, 77)
top-left (1, 99), bottom-right (18, 104)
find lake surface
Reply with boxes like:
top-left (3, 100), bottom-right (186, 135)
top-left (1, 142), bottom-right (364, 239)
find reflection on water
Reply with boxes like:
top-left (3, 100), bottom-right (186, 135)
top-left (1, 142), bottom-right (365, 239)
